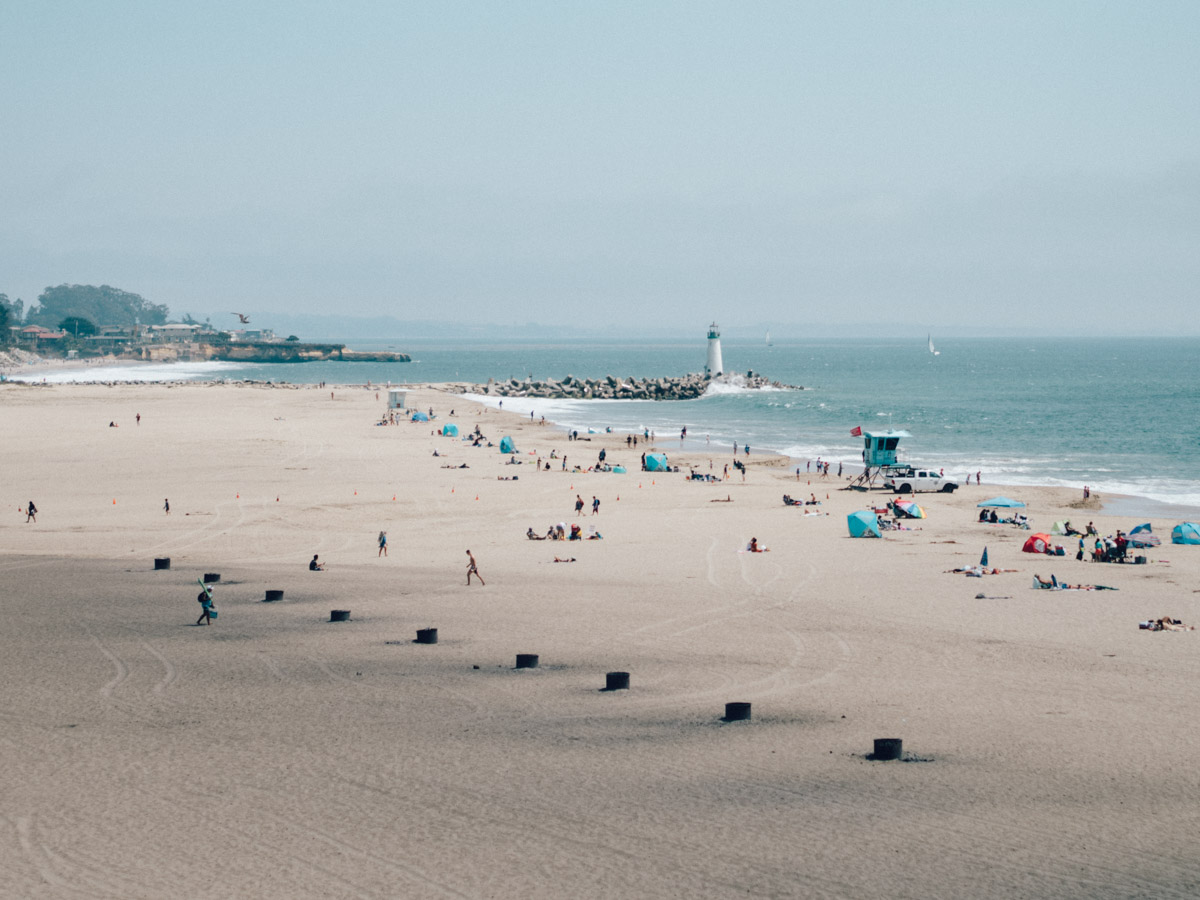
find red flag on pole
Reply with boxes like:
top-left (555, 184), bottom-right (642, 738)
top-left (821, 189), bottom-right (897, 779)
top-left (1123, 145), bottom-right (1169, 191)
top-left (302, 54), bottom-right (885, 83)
top-left (850, 426), bottom-right (862, 437)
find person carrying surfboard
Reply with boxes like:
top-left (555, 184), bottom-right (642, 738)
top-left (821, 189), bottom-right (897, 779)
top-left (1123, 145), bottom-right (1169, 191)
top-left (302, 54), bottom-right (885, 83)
top-left (196, 579), bottom-right (217, 626)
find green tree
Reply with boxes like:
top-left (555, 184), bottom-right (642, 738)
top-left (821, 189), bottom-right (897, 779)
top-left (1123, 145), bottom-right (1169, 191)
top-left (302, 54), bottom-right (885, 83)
top-left (0, 300), bottom-right (9, 346)
top-left (59, 316), bottom-right (98, 336)
top-left (27, 284), bottom-right (169, 328)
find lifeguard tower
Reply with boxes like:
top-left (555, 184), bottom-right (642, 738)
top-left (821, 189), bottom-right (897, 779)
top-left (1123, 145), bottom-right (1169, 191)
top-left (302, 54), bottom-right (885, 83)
top-left (847, 429), bottom-right (911, 489)
top-left (387, 389), bottom-right (407, 410)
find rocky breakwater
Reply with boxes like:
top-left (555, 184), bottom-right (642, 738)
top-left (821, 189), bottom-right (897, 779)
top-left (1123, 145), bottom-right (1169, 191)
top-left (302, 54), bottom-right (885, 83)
top-left (475, 371), bottom-right (796, 401)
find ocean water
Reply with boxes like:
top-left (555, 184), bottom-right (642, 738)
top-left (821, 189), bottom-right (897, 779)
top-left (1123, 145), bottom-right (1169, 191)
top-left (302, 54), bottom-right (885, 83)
top-left (15, 337), bottom-right (1200, 511)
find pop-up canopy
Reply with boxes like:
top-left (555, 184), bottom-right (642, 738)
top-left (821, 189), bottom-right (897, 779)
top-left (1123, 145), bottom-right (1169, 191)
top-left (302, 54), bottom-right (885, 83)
top-left (645, 453), bottom-right (669, 472)
top-left (499, 436), bottom-right (516, 454)
top-left (848, 510), bottom-right (882, 538)
top-left (442, 423), bottom-right (459, 437)
top-left (1172, 523), bottom-right (1200, 545)
top-left (1023, 533), bottom-right (1054, 554)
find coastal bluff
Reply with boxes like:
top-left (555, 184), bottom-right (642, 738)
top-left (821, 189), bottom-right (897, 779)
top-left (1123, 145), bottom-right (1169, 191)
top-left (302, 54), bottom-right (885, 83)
top-left (472, 371), bottom-right (798, 401)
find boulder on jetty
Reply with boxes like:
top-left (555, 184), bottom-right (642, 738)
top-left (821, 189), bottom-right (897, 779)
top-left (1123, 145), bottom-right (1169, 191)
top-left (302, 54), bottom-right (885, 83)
top-left (474, 371), bottom-right (798, 401)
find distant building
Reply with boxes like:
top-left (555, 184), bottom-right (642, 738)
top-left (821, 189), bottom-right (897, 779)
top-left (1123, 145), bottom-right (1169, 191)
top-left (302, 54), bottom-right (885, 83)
top-left (145, 324), bottom-right (203, 343)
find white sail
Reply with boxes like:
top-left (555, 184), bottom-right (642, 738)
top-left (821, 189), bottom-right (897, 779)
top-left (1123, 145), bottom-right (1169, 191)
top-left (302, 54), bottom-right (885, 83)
top-left (928, 334), bottom-right (940, 356)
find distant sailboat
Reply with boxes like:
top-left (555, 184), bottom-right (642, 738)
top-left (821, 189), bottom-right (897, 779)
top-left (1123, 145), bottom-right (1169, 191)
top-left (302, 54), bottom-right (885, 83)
top-left (928, 334), bottom-right (940, 356)
top-left (765, 328), bottom-right (772, 347)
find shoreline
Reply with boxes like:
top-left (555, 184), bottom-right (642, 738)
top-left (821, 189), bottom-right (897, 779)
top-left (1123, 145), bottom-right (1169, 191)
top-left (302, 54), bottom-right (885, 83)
top-left (4, 374), bottom-right (1199, 520)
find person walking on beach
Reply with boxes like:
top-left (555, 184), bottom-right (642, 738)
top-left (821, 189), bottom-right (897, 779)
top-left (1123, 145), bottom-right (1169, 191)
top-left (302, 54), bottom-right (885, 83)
top-left (592, 495), bottom-right (600, 515)
top-left (466, 549), bottom-right (484, 585)
top-left (977, 470), bottom-right (982, 485)
top-left (136, 413), bottom-right (141, 425)
top-left (25, 501), bottom-right (37, 523)
top-left (378, 530), bottom-right (388, 557)
top-left (196, 585), bottom-right (216, 626)
top-left (575, 494), bottom-right (585, 516)
top-left (164, 498), bottom-right (170, 515)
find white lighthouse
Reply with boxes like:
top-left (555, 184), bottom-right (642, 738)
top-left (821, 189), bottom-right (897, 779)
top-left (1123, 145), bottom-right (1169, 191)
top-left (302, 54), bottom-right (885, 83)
top-left (705, 322), bottom-right (724, 378)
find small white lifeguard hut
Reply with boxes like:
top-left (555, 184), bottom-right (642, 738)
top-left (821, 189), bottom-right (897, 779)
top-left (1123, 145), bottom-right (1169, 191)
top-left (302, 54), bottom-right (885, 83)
top-left (387, 389), bottom-right (407, 410)
top-left (705, 322), bottom-right (724, 377)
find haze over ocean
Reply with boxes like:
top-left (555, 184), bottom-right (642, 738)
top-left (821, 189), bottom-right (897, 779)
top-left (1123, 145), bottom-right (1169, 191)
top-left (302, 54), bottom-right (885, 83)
top-left (20, 336), bottom-right (1200, 511)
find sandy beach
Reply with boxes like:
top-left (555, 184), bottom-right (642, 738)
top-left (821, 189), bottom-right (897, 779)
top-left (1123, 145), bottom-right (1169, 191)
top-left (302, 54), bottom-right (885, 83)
top-left (2, 380), bottom-right (1198, 899)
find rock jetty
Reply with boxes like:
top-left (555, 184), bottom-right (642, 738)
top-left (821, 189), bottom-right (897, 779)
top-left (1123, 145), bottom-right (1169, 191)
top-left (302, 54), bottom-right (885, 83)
top-left (473, 371), bottom-right (798, 401)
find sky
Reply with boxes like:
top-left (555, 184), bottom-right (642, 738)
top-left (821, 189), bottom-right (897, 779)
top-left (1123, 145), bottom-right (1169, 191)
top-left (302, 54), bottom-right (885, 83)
top-left (1, 1), bottom-right (1198, 337)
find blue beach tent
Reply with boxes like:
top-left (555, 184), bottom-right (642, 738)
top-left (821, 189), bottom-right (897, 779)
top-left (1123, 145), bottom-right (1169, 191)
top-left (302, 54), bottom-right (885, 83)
top-left (411, 411), bottom-right (429, 422)
top-left (441, 423), bottom-right (459, 437)
top-left (977, 496), bottom-right (1026, 508)
top-left (611, 466), bottom-right (626, 474)
top-left (499, 436), bottom-right (516, 454)
top-left (644, 453), bottom-right (669, 472)
top-left (848, 510), bottom-right (882, 538)
top-left (1172, 523), bottom-right (1200, 545)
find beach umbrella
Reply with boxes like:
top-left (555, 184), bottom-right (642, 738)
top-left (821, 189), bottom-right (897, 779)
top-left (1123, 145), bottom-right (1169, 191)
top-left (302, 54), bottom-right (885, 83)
top-left (1129, 523), bottom-right (1152, 534)
top-left (980, 546), bottom-right (988, 567)
top-left (1171, 523), bottom-right (1200, 545)
top-left (847, 510), bottom-right (882, 538)
top-left (978, 496), bottom-right (1026, 508)
top-left (1126, 532), bottom-right (1160, 548)
top-left (893, 500), bottom-right (925, 519)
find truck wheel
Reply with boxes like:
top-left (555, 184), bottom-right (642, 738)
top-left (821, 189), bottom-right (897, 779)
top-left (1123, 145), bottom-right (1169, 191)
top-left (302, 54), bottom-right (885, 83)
top-left (897, 483), bottom-right (912, 494)
top-left (942, 484), bottom-right (956, 493)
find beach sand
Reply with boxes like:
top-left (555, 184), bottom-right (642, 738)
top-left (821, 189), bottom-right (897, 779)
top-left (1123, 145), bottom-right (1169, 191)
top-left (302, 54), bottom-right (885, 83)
top-left (2, 381), bottom-right (1198, 899)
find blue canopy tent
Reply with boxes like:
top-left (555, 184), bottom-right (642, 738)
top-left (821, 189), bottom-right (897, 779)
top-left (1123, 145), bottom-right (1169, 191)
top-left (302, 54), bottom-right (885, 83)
top-left (1126, 523), bottom-right (1160, 548)
top-left (978, 496), bottom-right (1026, 508)
top-left (645, 453), bottom-right (669, 472)
top-left (499, 436), bottom-right (516, 454)
top-left (611, 466), bottom-right (626, 474)
top-left (1172, 523), bottom-right (1200, 545)
top-left (411, 411), bottom-right (429, 422)
top-left (848, 510), bottom-right (882, 538)
top-left (442, 423), bottom-right (459, 437)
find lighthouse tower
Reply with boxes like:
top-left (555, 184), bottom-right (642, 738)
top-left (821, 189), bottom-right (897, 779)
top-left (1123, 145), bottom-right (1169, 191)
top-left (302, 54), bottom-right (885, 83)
top-left (705, 322), bottom-right (724, 378)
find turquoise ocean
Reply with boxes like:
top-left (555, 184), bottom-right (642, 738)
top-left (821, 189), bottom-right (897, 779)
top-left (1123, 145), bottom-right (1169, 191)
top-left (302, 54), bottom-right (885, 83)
top-left (21, 337), bottom-right (1200, 513)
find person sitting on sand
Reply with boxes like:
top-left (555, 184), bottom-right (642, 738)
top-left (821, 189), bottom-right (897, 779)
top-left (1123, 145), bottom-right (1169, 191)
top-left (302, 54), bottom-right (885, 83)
top-left (1063, 520), bottom-right (1082, 536)
top-left (527, 527), bottom-right (544, 540)
top-left (553, 557), bottom-right (576, 563)
top-left (747, 537), bottom-right (769, 553)
top-left (1033, 574), bottom-right (1057, 588)
top-left (309, 554), bottom-right (324, 571)
top-left (1086, 521), bottom-right (1098, 536)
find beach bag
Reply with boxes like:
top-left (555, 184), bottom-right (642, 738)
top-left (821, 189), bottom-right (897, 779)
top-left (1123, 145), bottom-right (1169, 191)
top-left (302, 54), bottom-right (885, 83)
top-left (208, 607), bottom-right (218, 619)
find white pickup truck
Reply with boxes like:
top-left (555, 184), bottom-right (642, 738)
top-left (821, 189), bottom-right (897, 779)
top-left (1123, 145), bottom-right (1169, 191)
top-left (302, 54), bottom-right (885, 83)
top-left (880, 465), bottom-right (958, 494)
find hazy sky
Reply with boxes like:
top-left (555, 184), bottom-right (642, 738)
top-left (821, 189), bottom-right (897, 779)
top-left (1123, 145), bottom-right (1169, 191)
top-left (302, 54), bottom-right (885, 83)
top-left (2, 1), bottom-right (1197, 335)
